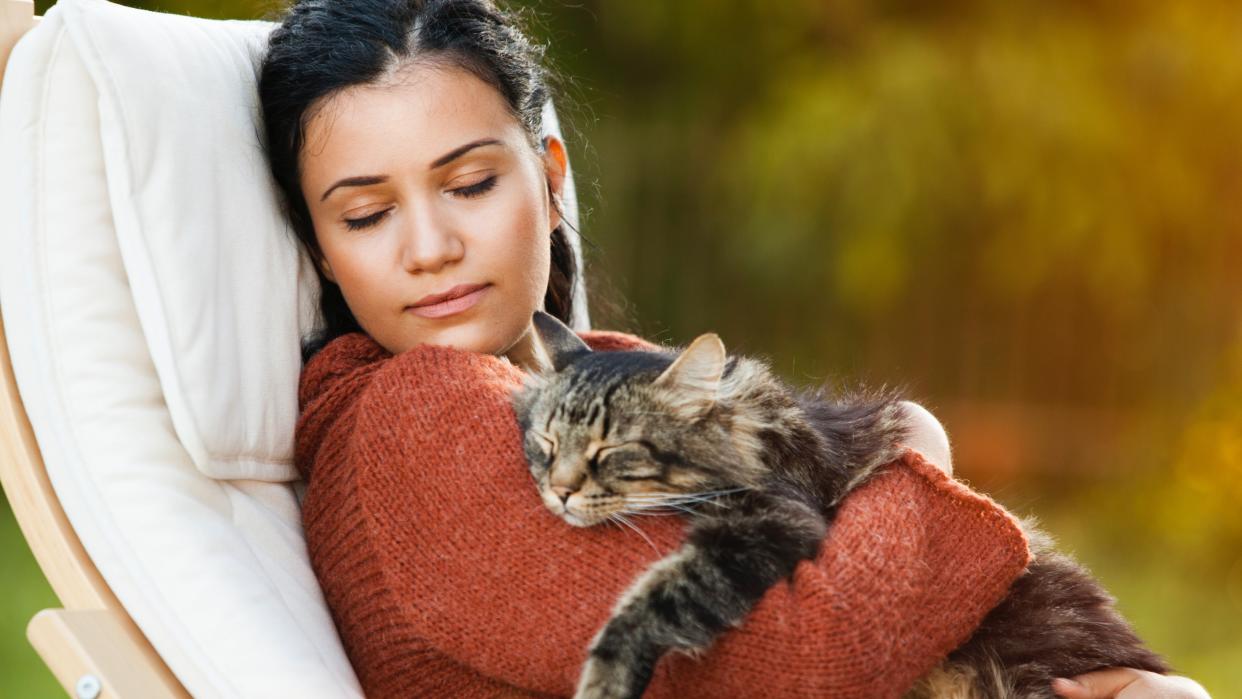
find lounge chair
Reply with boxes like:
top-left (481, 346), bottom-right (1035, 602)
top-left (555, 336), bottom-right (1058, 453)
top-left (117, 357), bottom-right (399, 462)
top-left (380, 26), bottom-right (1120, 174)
top-left (0, 1), bottom-right (591, 695)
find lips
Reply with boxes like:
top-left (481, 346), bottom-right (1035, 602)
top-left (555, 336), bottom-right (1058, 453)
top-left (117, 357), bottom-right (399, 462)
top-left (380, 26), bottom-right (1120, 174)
top-left (405, 282), bottom-right (491, 319)
top-left (408, 282), bottom-right (490, 309)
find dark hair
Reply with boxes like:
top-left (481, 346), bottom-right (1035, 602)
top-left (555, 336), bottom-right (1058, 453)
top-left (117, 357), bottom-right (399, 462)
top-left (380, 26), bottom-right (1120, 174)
top-left (258, 0), bottom-right (580, 363)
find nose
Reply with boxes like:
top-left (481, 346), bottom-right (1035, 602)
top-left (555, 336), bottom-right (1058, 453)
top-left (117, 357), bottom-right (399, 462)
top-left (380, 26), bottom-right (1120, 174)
top-left (551, 486), bottom-right (574, 505)
top-left (399, 203), bottom-right (464, 274)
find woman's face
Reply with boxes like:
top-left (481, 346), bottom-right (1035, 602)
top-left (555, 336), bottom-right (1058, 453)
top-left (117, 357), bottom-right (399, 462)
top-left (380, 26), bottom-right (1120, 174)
top-left (299, 61), bottom-right (567, 361)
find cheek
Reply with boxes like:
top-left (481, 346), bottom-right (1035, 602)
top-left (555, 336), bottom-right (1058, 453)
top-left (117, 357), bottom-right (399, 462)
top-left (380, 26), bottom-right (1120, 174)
top-left (321, 240), bottom-right (387, 315)
top-left (472, 182), bottom-right (552, 303)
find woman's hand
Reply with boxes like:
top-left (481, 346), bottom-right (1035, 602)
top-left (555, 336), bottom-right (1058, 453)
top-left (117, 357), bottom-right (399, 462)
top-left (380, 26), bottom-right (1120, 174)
top-left (1052, 668), bottom-right (1211, 699)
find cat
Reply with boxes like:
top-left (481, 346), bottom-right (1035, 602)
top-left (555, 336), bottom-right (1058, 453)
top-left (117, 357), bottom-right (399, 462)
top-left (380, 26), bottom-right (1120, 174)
top-left (511, 310), bottom-right (1169, 699)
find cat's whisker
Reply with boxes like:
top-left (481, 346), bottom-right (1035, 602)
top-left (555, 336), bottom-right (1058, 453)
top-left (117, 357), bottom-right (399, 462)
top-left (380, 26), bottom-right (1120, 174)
top-left (609, 513), bottom-right (660, 555)
top-left (625, 503), bottom-right (697, 516)
top-left (678, 487), bottom-right (751, 500)
top-left (625, 488), bottom-right (748, 510)
top-left (661, 495), bottom-right (724, 506)
top-left (623, 492), bottom-right (702, 501)
top-left (626, 503), bottom-right (694, 509)
top-left (627, 486), bottom-right (750, 501)
top-left (623, 497), bottom-right (699, 509)
top-left (624, 495), bottom-right (705, 507)
top-left (623, 499), bottom-right (699, 513)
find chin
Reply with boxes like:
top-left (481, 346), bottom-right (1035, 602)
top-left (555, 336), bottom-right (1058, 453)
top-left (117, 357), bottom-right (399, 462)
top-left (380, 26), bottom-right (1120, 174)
top-left (401, 318), bottom-right (514, 357)
top-left (561, 512), bottom-right (596, 528)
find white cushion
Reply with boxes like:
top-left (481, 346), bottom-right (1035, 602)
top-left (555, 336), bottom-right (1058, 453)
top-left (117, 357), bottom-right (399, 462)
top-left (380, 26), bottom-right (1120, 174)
top-left (0, 5), bottom-right (365, 697)
top-left (0, 0), bottom-right (585, 695)
top-left (59, 0), bottom-right (311, 482)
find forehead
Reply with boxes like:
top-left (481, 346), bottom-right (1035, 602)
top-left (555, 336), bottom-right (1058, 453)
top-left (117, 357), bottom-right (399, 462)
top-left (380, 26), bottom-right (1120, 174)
top-left (300, 61), bottom-right (526, 182)
top-left (546, 353), bottom-right (673, 409)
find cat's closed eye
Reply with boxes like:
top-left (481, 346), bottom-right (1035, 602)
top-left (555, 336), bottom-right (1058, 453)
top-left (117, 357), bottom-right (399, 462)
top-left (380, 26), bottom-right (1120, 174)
top-left (595, 447), bottom-right (663, 483)
top-left (594, 443), bottom-right (653, 468)
top-left (614, 473), bottom-right (660, 482)
top-left (531, 431), bottom-right (556, 455)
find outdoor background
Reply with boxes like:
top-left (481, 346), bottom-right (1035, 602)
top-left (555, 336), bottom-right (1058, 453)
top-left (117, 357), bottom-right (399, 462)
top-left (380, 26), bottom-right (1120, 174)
top-left (4, 0), bottom-right (1240, 696)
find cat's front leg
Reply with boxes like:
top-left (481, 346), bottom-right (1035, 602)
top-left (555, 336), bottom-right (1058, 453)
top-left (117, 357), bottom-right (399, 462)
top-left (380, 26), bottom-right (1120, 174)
top-left (574, 493), bottom-right (826, 699)
top-left (573, 546), bottom-right (701, 699)
top-left (573, 626), bottom-right (656, 699)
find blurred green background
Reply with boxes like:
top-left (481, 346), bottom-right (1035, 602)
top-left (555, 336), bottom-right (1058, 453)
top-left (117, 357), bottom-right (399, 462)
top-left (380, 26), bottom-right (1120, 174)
top-left (4, 0), bottom-right (1239, 696)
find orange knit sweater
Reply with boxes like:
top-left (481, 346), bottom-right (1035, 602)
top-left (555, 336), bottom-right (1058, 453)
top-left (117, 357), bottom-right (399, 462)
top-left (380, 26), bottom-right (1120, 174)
top-left (294, 329), bottom-right (1031, 698)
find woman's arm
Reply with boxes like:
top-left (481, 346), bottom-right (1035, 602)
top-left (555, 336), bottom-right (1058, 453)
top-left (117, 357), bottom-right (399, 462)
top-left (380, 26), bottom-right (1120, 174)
top-left (335, 336), bottom-right (1031, 698)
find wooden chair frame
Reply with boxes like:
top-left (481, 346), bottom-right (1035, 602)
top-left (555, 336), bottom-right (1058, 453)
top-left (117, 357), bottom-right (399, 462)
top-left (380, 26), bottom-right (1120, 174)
top-left (0, 1), bottom-right (189, 695)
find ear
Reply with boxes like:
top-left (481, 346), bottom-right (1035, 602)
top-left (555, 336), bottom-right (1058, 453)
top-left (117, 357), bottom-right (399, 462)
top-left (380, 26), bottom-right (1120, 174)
top-left (541, 135), bottom-right (568, 231)
top-left (653, 333), bottom-right (726, 412)
top-left (531, 309), bottom-right (591, 372)
top-left (316, 253), bottom-right (336, 284)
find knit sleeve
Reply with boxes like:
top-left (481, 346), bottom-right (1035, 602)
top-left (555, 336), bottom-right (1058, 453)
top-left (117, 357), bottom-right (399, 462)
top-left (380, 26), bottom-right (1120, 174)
top-left (294, 332), bottom-right (392, 482)
top-left (297, 332), bottom-right (392, 411)
top-left (340, 335), bottom-right (1030, 698)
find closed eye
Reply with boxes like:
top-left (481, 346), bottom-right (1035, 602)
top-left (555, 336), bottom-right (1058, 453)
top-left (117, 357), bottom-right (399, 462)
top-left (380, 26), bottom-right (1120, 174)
top-left (452, 174), bottom-right (497, 198)
top-left (340, 175), bottom-right (498, 231)
top-left (596, 442), bottom-right (646, 460)
top-left (344, 208), bottom-right (390, 231)
top-left (597, 443), bottom-right (661, 481)
top-left (532, 431), bottom-right (556, 454)
top-left (614, 473), bottom-right (660, 482)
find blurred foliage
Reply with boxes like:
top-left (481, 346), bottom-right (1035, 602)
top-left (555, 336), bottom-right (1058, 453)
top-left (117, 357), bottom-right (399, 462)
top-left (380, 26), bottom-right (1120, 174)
top-left (8, 0), bottom-right (1241, 696)
top-left (0, 501), bottom-right (60, 696)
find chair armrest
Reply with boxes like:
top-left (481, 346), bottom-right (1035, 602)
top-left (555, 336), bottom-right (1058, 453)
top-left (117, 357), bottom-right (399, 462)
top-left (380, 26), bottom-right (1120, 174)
top-left (27, 608), bottom-right (188, 699)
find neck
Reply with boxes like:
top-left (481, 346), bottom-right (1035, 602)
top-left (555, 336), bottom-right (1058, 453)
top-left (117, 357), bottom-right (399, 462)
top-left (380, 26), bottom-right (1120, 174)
top-left (503, 322), bottom-right (550, 374)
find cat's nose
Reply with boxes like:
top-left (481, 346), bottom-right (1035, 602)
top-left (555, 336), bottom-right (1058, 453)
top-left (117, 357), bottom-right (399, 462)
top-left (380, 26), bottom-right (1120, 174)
top-left (551, 486), bottom-right (574, 504)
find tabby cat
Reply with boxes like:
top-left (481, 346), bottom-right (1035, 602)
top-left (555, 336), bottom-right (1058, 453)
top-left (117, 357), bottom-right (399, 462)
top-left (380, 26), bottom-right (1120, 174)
top-left (511, 310), bottom-right (1168, 699)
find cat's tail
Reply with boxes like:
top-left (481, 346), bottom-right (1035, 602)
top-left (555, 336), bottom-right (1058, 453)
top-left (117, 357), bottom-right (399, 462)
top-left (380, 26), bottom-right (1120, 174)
top-left (795, 379), bottom-right (914, 504)
top-left (930, 514), bottom-right (1171, 698)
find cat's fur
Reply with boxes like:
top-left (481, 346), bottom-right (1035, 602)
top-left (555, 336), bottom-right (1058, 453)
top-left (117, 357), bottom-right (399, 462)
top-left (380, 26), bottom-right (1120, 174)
top-left (511, 311), bottom-right (1169, 699)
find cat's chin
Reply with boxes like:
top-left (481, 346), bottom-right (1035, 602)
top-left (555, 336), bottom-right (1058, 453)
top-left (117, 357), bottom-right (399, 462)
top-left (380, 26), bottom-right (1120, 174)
top-left (560, 511), bottom-right (599, 528)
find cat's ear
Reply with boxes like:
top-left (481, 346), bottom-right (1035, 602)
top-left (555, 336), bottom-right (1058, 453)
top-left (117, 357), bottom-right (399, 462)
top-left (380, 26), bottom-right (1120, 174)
top-left (530, 310), bottom-right (592, 373)
top-left (653, 333), bottom-right (726, 413)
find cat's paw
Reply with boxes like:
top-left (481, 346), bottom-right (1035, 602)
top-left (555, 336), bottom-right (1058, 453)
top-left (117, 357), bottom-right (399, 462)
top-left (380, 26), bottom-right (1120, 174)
top-left (572, 657), bottom-right (640, 699)
top-left (674, 643), bottom-right (708, 661)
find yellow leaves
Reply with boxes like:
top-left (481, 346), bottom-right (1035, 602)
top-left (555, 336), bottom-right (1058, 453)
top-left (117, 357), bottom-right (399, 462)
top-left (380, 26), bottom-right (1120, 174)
top-left (1149, 329), bottom-right (1242, 557)
top-left (834, 229), bottom-right (905, 316)
top-left (709, 1), bottom-right (1242, 326)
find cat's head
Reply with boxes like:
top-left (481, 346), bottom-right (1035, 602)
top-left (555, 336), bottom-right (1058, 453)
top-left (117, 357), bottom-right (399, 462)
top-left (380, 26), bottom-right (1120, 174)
top-left (512, 311), bottom-right (774, 527)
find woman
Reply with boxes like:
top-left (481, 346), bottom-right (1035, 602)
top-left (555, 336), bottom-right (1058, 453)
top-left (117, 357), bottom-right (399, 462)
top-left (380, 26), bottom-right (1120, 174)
top-left (260, 1), bottom-right (1208, 697)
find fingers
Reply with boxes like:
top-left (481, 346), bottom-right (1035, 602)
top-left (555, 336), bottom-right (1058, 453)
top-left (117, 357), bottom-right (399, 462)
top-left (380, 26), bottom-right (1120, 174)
top-left (1052, 669), bottom-right (1212, 699)
top-left (1051, 668), bottom-right (1141, 698)
top-left (1151, 675), bottom-right (1214, 699)
top-left (897, 400), bottom-right (953, 475)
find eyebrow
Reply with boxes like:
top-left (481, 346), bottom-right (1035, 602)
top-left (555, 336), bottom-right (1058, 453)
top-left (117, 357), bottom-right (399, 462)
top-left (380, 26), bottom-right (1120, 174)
top-left (319, 137), bottom-right (504, 202)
